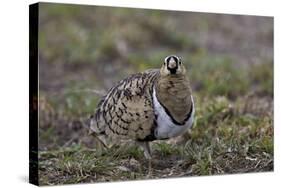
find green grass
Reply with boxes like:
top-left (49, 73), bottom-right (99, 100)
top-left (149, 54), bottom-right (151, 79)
top-left (38, 3), bottom-right (273, 186)
top-left (38, 94), bottom-right (273, 185)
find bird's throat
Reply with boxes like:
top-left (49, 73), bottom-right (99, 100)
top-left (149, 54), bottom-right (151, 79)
top-left (155, 75), bottom-right (192, 124)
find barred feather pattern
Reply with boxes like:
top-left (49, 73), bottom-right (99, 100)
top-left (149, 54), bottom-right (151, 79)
top-left (89, 66), bottom-right (194, 142)
top-left (89, 69), bottom-right (159, 140)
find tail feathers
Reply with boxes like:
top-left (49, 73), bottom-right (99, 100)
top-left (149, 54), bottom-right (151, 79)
top-left (81, 117), bottom-right (92, 135)
top-left (83, 115), bottom-right (110, 149)
top-left (85, 115), bottom-right (105, 135)
top-left (90, 132), bottom-right (110, 149)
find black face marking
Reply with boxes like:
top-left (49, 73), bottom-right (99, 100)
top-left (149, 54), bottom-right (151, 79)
top-left (168, 67), bottom-right (177, 74)
top-left (165, 55), bottom-right (179, 64)
top-left (165, 55), bottom-right (180, 74)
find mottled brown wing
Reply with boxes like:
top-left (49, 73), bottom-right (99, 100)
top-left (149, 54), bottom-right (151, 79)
top-left (91, 70), bottom-right (159, 140)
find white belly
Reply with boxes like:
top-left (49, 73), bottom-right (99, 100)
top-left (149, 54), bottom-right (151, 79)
top-left (152, 87), bottom-right (195, 139)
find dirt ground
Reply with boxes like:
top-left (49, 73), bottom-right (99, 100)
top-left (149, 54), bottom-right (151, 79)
top-left (37, 3), bottom-right (273, 185)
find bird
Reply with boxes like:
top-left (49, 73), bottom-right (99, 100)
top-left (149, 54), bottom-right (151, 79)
top-left (88, 55), bottom-right (195, 176)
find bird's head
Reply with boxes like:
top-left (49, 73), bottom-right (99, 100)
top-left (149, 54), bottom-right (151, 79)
top-left (160, 55), bottom-right (186, 76)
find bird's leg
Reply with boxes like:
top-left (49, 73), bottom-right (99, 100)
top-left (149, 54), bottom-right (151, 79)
top-left (89, 132), bottom-right (110, 154)
top-left (137, 141), bottom-right (153, 177)
top-left (96, 135), bottom-right (109, 149)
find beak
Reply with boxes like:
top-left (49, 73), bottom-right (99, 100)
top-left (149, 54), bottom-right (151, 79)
top-left (167, 60), bottom-right (178, 74)
top-left (168, 60), bottom-right (177, 69)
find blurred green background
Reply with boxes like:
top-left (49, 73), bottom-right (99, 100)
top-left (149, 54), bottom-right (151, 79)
top-left (38, 3), bottom-right (273, 185)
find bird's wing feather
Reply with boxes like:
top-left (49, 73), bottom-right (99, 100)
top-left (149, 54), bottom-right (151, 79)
top-left (90, 70), bottom-right (159, 140)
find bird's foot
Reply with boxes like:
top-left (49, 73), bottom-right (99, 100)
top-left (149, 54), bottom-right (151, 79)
top-left (146, 159), bottom-right (153, 178)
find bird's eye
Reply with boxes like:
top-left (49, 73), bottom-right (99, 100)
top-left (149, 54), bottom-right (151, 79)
top-left (179, 61), bottom-right (182, 65)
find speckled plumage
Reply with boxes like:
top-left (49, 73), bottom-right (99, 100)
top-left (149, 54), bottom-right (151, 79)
top-left (88, 55), bottom-right (195, 167)
top-left (90, 70), bottom-right (159, 140)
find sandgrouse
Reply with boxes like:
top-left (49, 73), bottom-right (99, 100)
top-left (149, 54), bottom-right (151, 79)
top-left (88, 55), bottom-right (195, 174)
